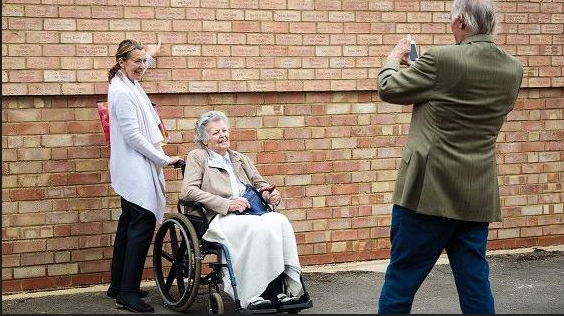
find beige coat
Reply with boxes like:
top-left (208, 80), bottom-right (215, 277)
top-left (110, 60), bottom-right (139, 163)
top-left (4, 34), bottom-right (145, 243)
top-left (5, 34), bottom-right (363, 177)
top-left (377, 34), bottom-right (523, 222)
top-left (180, 148), bottom-right (270, 222)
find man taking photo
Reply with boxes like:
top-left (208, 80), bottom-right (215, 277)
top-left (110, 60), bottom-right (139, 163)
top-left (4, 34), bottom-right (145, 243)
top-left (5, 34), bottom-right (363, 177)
top-left (376, 0), bottom-right (524, 313)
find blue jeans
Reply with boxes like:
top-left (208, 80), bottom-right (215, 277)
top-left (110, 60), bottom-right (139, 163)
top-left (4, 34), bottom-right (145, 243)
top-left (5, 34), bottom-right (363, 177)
top-left (378, 205), bottom-right (495, 314)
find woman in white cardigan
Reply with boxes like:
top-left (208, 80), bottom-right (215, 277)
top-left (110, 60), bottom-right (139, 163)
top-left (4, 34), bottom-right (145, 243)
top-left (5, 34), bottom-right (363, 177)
top-left (106, 39), bottom-right (181, 313)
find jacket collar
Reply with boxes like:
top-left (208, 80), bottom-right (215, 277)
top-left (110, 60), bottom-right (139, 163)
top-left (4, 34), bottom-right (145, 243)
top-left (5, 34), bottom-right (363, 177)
top-left (460, 34), bottom-right (494, 45)
top-left (227, 150), bottom-right (248, 184)
top-left (227, 149), bottom-right (242, 164)
top-left (205, 148), bottom-right (249, 183)
top-left (206, 149), bottom-right (242, 169)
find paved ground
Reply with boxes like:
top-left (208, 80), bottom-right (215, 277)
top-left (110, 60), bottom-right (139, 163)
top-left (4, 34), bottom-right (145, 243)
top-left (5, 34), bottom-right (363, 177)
top-left (3, 246), bottom-right (563, 314)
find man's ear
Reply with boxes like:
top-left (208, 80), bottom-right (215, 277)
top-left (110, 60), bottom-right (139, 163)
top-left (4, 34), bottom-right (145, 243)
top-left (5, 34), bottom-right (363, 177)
top-left (458, 16), bottom-right (466, 30)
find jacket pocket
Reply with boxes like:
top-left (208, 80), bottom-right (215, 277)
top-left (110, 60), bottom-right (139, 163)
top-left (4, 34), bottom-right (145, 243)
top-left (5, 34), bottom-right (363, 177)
top-left (394, 145), bottom-right (426, 208)
top-left (401, 146), bottom-right (413, 164)
top-left (395, 146), bottom-right (413, 195)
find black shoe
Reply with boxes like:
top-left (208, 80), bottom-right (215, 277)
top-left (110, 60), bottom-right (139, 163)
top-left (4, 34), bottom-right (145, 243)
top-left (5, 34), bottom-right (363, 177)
top-left (247, 297), bottom-right (273, 310)
top-left (116, 296), bottom-right (154, 313)
top-left (107, 287), bottom-right (148, 299)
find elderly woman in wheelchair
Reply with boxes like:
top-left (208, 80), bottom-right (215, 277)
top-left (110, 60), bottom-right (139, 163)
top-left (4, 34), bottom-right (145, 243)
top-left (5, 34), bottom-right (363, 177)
top-left (153, 110), bottom-right (312, 313)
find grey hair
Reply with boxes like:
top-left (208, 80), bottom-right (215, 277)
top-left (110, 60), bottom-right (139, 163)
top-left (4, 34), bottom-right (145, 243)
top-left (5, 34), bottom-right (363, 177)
top-left (194, 110), bottom-right (230, 148)
top-left (450, 0), bottom-right (497, 35)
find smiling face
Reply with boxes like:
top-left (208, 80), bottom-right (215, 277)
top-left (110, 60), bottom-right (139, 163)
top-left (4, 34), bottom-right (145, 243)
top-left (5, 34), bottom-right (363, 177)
top-left (205, 119), bottom-right (230, 156)
top-left (119, 49), bottom-right (147, 82)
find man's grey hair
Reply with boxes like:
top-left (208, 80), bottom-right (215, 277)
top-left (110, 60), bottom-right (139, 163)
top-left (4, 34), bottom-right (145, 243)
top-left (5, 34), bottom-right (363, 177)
top-left (450, 0), bottom-right (497, 35)
top-left (194, 110), bottom-right (229, 148)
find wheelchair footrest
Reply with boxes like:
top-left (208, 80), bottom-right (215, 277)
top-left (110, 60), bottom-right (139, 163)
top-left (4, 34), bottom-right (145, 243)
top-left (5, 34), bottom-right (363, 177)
top-left (277, 298), bottom-right (313, 312)
top-left (237, 307), bottom-right (278, 314)
top-left (236, 298), bottom-right (313, 314)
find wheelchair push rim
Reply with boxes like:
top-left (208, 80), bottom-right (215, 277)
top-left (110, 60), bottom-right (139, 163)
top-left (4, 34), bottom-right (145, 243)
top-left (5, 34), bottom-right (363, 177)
top-left (153, 214), bottom-right (201, 311)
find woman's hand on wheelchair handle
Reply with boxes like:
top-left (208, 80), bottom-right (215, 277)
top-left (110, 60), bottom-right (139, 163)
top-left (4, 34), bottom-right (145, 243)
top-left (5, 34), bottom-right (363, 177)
top-left (228, 197), bottom-right (250, 213)
top-left (167, 156), bottom-right (183, 167)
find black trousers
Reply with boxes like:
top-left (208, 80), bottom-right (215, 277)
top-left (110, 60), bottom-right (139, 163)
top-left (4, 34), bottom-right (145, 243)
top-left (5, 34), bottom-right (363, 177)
top-left (109, 198), bottom-right (156, 295)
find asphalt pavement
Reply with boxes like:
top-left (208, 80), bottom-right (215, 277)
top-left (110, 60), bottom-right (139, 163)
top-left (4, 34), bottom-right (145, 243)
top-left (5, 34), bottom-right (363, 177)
top-left (2, 246), bottom-right (563, 314)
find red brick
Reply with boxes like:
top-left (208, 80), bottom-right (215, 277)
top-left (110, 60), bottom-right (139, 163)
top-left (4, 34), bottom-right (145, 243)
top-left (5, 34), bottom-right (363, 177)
top-left (2, 280), bottom-right (22, 293)
top-left (46, 237), bottom-right (79, 251)
top-left (71, 272), bottom-right (106, 287)
top-left (58, 6), bottom-right (91, 18)
top-left (11, 240), bottom-right (46, 254)
top-left (9, 17), bottom-right (43, 30)
top-left (9, 70), bottom-right (42, 83)
top-left (79, 235), bottom-right (111, 248)
top-left (21, 277), bottom-right (57, 291)
top-left (78, 260), bottom-right (111, 274)
top-left (10, 188), bottom-right (45, 201)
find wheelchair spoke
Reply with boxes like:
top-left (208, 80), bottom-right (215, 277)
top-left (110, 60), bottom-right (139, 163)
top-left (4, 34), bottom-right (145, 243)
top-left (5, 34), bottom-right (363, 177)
top-left (178, 260), bottom-right (192, 274)
top-left (153, 216), bottom-right (202, 311)
top-left (161, 251), bottom-right (174, 263)
top-left (166, 237), bottom-right (191, 296)
top-left (173, 240), bottom-right (187, 263)
top-left (169, 226), bottom-right (180, 257)
top-left (175, 268), bottom-right (186, 296)
top-left (164, 266), bottom-right (176, 292)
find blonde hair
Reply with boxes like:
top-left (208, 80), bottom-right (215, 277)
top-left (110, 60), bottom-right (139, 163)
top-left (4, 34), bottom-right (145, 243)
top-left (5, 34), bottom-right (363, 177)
top-left (108, 39), bottom-right (144, 82)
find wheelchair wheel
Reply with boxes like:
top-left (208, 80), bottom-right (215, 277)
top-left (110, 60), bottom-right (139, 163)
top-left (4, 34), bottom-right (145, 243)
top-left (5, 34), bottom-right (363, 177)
top-left (153, 213), bottom-right (201, 311)
top-left (209, 292), bottom-right (224, 314)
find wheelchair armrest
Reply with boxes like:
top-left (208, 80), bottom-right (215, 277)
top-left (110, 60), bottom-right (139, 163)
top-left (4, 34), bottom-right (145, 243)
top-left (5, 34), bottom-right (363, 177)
top-left (178, 199), bottom-right (203, 209)
top-left (177, 199), bottom-right (208, 223)
top-left (177, 199), bottom-right (212, 239)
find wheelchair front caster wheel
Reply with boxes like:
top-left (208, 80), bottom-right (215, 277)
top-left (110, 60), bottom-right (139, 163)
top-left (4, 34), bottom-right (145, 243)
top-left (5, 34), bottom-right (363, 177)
top-left (209, 292), bottom-right (224, 314)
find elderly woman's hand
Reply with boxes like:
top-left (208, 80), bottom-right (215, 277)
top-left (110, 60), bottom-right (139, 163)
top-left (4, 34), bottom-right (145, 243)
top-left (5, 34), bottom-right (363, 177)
top-left (268, 189), bottom-right (281, 206)
top-left (228, 197), bottom-right (250, 214)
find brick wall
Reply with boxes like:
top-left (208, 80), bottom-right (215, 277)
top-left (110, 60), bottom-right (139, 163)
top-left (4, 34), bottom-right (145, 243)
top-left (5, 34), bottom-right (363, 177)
top-left (3, 89), bottom-right (563, 293)
top-left (2, 0), bottom-right (564, 293)
top-left (2, 0), bottom-right (563, 95)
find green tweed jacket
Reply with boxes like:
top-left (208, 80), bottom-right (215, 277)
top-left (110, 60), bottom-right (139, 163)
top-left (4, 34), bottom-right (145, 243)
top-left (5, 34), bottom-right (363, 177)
top-left (377, 34), bottom-right (523, 222)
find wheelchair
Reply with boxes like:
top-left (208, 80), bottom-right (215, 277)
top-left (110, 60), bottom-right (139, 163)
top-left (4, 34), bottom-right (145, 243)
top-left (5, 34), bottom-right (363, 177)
top-left (152, 160), bottom-right (313, 314)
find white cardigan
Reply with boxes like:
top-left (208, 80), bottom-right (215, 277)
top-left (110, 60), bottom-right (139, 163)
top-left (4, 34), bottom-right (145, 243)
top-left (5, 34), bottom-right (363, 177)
top-left (108, 54), bottom-right (170, 223)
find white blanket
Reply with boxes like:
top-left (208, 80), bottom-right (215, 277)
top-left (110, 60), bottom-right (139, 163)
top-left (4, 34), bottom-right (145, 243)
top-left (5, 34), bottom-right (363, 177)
top-left (203, 212), bottom-right (304, 308)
